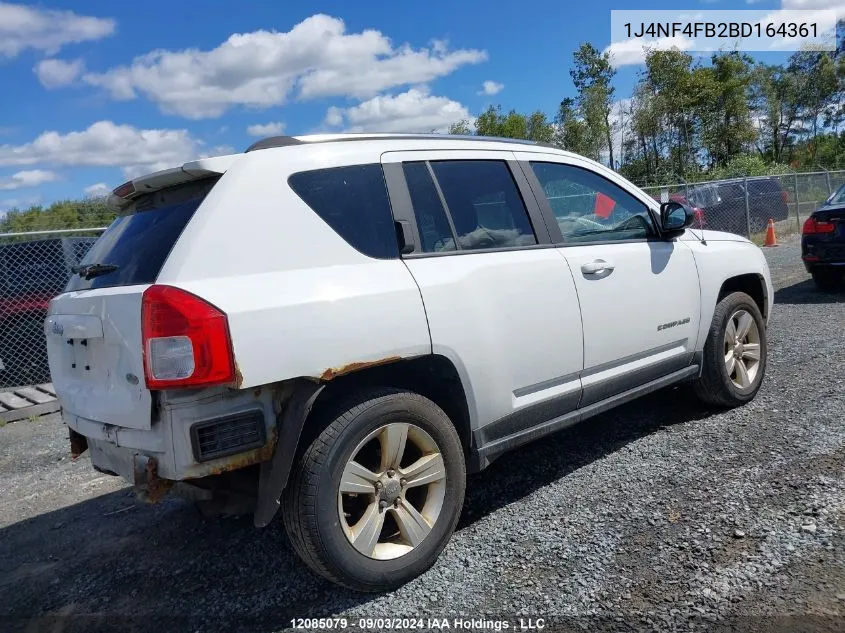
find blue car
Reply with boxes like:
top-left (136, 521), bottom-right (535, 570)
top-left (802, 183), bottom-right (845, 289)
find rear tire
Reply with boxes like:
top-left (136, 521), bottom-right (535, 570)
top-left (811, 268), bottom-right (842, 291)
top-left (693, 291), bottom-right (767, 408)
top-left (282, 389), bottom-right (465, 592)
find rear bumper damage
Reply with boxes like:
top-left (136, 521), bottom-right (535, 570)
top-left (63, 382), bottom-right (283, 486)
top-left (63, 378), bottom-right (320, 527)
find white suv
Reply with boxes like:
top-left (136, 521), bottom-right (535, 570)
top-left (45, 134), bottom-right (772, 591)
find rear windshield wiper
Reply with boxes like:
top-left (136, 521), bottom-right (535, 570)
top-left (71, 263), bottom-right (119, 280)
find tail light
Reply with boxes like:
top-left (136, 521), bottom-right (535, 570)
top-left (802, 217), bottom-right (835, 235)
top-left (141, 285), bottom-right (235, 389)
top-left (781, 190), bottom-right (788, 205)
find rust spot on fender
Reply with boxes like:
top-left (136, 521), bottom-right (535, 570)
top-left (319, 356), bottom-right (402, 381)
top-left (231, 360), bottom-right (244, 389)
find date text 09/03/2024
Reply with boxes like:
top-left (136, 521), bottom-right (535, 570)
top-left (289, 618), bottom-right (547, 630)
top-left (624, 21), bottom-right (818, 39)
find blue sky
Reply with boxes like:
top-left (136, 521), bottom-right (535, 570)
top-left (0, 0), bottom-right (835, 210)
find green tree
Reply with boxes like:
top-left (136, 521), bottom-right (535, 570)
top-left (697, 52), bottom-right (758, 168)
top-left (553, 98), bottom-right (590, 154)
top-left (461, 105), bottom-right (553, 142)
top-left (447, 120), bottom-right (472, 135)
top-left (788, 50), bottom-right (840, 161)
top-left (525, 111), bottom-right (554, 143)
top-left (707, 154), bottom-right (790, 180)
top-left (644, 49), bottom-right (699, 178)
top-left (570, 43), bottom-right (617, 169)
top-left (751, 63), bottom-right (801, 163)
top-left (0, 199), bottom-right (114, 234)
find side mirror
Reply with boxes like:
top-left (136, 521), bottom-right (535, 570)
top-left (660, 200), bottom-right (695, 233)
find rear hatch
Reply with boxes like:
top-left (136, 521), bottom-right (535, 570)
top-left (46, 176), bottom-right (220, 429)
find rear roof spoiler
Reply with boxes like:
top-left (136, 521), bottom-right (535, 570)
top-left (107, 154), bottom-right (241, 211)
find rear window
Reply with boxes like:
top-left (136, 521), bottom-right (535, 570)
top-left (65, 178), bottom-right (218, 292)
top-left (288, 164), bottom-right (398, 259)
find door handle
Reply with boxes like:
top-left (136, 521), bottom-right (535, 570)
top-left (581, 259), bottom-right (615, 275)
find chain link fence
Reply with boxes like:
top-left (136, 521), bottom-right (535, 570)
top-left (641, 169), bottom-right (845, 240)
top-left (0, 199), bottom-right (109, 389)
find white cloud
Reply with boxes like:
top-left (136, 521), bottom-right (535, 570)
top-left (0, 2), bottom-right (114, 58)
top-left (757, 1), bottom-right (842, 49)
top-left (246, 122), bottom-right (285, 137)
top-left (34, 58), bottom-right (85, 88)
top-left (0, 121), bottom-right (207, 178)
top-left (81, 14), bottom-right (486, 119)
top-left (479, 80), bottom-right (504, 96)
top-left (324, 87), bottom-right (471, 133)
top-left (324, 106), bottom-right (344, 127)
top-left (0, 169), bottom-right (58, 191)
top-left (84, 182), bottom-right (110, 197)
top-left (781, 0), bottom-right (843, 9)
top-left (604, 36), bottom-right (695, 67)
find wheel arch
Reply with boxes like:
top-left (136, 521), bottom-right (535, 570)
top-left (305, 354), bottom-right (474, 460)
top-left (717, 273), bottom-right (768, 320)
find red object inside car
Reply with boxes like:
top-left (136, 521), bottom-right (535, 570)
top-left (594, 192), bottom-right (616, 219)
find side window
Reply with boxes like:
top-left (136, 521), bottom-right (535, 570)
top-left (402, 162), bottom-right (456, 253)
top-left (288, 164), bottom-right (398, 259)
top-left (530, 162), bottom-right (656, 243)
top-left (428, 160), bottom-right (537, 250)
top-left (720, 183), bottom-right (744, 203)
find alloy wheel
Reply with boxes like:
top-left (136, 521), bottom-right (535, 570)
top-left (724, 309), bottom-right (761, 389)
top-left (337, 423), bottom-right (446, 560)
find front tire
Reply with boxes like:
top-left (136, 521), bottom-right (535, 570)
top-left (282, 389), bottom-right (465, 592)
top-left (693, 291), bottom-right (767, 408)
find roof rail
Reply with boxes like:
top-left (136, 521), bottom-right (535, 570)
top-left (244, 136), bottom-right (305, 152)
top-left (244, 133), bottom-right (542, 153)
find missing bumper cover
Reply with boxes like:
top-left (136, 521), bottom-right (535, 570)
top-left (190, 410), bottom-right (266, 463)
top-left (68, 427), bottom-right (88, 459)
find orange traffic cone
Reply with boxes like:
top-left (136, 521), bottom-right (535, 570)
top-left (764, 219), bottom-right (778, 247)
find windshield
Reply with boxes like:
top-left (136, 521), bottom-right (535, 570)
top-left (826, 183), bottom-right (845, 206)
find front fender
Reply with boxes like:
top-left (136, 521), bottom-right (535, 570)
top-left (686, 240), bottom-right (773, 350)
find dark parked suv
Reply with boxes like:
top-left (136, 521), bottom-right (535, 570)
top-left (802, 183), bottom-right (845, 290)
top-left (687, 177), bottom-right (789, 235)
top-left (0, 237), bottom-right (96, 387)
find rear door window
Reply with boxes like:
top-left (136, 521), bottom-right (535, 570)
top-left (402, 162), bottom-right (456, 253)
top-left (288, 164), bottom-right (398, 259)
top-left (426, 160), bottom-right (537, 251)
top-left (66, 178), bottom-right (218, 292)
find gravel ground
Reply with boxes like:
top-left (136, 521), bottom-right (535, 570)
top-left (1, 235), bottom-right (843, 633)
